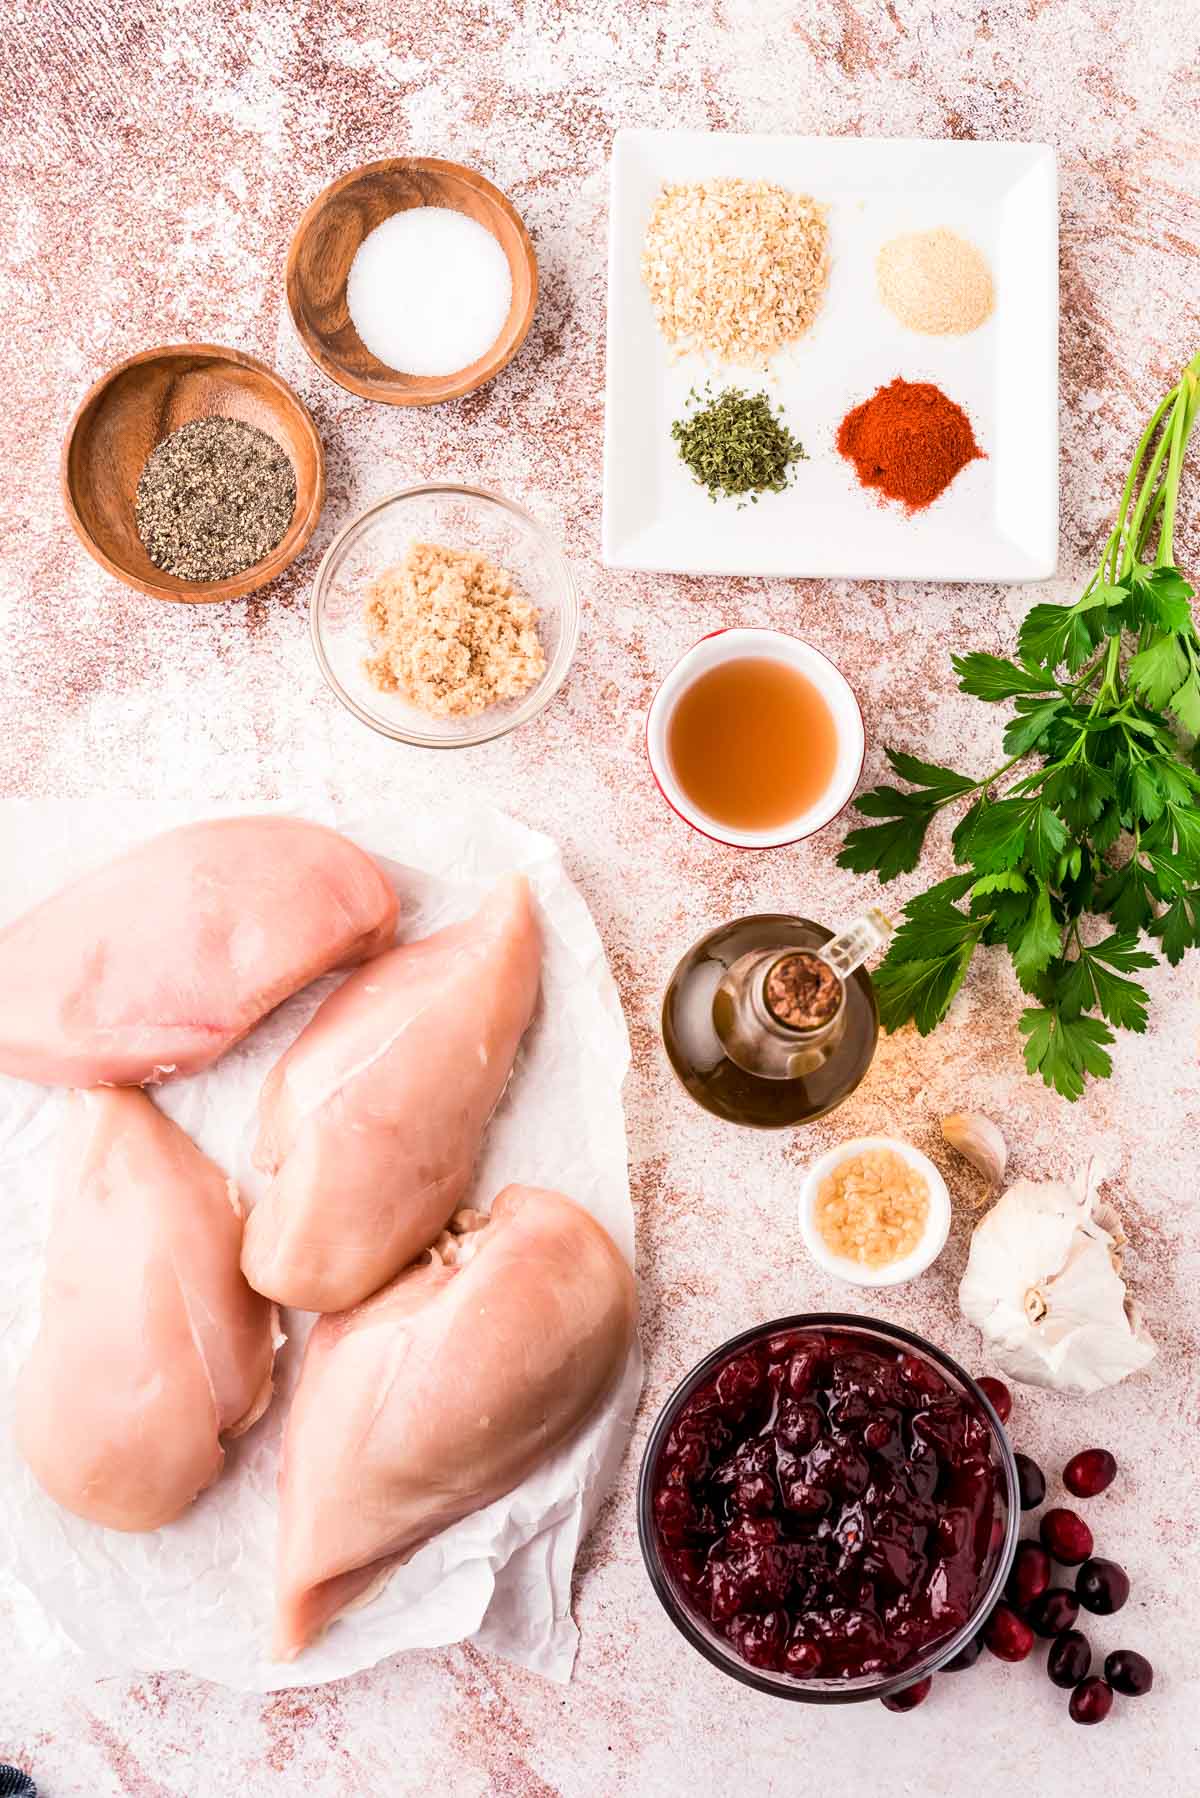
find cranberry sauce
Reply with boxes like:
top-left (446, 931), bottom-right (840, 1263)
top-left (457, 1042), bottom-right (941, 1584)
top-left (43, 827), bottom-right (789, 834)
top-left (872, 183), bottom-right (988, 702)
top-left (651, 1329), bottom-right (1003, 1681)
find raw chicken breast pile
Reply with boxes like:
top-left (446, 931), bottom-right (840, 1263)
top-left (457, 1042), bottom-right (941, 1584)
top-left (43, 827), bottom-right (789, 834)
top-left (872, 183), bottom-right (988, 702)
top-left (3, 816), bottom-right (635, 1660)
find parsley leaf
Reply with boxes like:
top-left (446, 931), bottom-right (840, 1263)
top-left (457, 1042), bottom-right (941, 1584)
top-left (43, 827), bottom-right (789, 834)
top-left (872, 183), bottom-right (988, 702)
top-left (883, 749), bottom-right (977, 798)
top-left (874, 942), bottom-right (978, 1036)
top-left (1150, 889), bottom-right (1200, 964)
top-left (1055, 932), bottom-right (1154, 1032)
top-left (1002, 697), bottom-right (1068, 757)
top-left (1128, 632), bottom-right (1189, 709)
top-left (1020, 1007), bottom-right (1115, 1100)
top-left (952, 653), bottom-right (1060, 702)
top-left (1018, 594), bottom-right (1109, 673)
top-left (1009, 882), bottom-right (1062, 987)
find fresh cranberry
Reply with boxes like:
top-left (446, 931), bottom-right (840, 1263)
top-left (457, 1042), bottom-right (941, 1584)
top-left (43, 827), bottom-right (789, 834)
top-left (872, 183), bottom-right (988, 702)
top-left (1047, 1629), bottom-right (1092, 1688)
top-left (1005, 1540), bottom-right (1052, 1612)
top-left (1014, 1452), bottom-right (1046, 1510)
top-left (983, 1602), bottom-right (1034, 1662)
top-left (1105, 1649), bottom-right (1153, 1696)
top-left (1028, 1587), bottom-right (1080, 1637)
top-left (1069, 1676), bottom-right (1114, 1725)
top-left (1040, 1508), bottom-right (1094, 1566)
top-left (976, 1376), bottom-right (1012, 1423)
top-left (1076, 1557), bottom-right (1130, 1615)
top-left (897, 1354), bottom-right (947, 1401)
top-left (864, 1416), bottom-right (893, 1451)
top-left (881, 1675), bottom-right (932, 1712)
top-left (942, 1632), bottom-right (984, 1671)
top-left (1062, 1447), bottom-right (1117, 1497)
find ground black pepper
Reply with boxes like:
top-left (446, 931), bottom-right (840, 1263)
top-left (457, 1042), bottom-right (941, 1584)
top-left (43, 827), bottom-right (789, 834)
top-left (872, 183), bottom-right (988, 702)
top-left (135, 416), bottom-right (297, 581)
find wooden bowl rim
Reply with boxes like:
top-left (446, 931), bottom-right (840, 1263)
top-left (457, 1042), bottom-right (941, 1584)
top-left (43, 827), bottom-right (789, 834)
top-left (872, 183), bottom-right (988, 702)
top-left (285, 156), bottom-right (539, 408)
top-left (60, 341), bottom-right (327, 605)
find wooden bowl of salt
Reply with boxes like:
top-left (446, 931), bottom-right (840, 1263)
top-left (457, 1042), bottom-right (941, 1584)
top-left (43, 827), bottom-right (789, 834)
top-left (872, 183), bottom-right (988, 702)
top-left (286, 157), bottom-right (538, 407)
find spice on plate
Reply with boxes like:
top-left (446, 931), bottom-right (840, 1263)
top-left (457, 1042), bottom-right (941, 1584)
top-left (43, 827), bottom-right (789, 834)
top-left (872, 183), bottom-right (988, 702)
top-left (877, 228), bottom-right (995, 335)
top-left (837, 377), bottom-right (983, 511)
top-left (815, 1146), bottom-right (930, 1268)
top-left (641, 178), bottom-right (829, 365)
top-left (671, 384), bottom-right (807, 504)
top-left (347, 207), bottom-right (513, 379)
top-left (363, 540), bottom-right (546, 718)
top-left (135, 416), bottom-right (296, 582)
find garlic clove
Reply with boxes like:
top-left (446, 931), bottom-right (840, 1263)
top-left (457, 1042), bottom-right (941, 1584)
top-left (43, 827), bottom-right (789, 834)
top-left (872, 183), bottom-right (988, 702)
top-left (941, 1112), bottom-right (1007, 1189)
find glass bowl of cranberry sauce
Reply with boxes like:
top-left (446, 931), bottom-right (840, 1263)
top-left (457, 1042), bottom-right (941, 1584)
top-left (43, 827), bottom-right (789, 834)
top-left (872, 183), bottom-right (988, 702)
top-left (638, 1314), bottom-right (1018, 1703)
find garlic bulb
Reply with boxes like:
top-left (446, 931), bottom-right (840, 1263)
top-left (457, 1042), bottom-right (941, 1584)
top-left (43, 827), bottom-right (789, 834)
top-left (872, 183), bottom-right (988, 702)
top-left (941, 1112), bottom-right (1007, 1189)
top-left (959, 1161), bottom-right (1157, 1394)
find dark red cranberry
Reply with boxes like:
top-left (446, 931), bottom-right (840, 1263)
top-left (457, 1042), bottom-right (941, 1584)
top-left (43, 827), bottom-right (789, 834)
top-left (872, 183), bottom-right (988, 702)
top-left (727, 1608), bottom-right (786, 1669)
top-left (1005, 1540), bottom-right (1052, 1612)
top-left (1076, 1557), bottom-right (1130, 1615)
top-left (1039, 1507), bottom-right (1094, 1565)
top-left (1028, 1587), bottom-right (1080, 1637)
top-left (881, 1675), bottom-right (932, 1712)
top-left (1047, 1629), bottom-right (1092, 1688)
top-left (1069, 1676), bottom-right (1114, 1724)
top-left (784, 1635), bottom-right (823, 1677)
top-left (1105, 1649), bottom-right (1153, 1696)
top-left (983, 1602), bottom-right (1034, 1662)
top-left (1062, 1447), bottom-right (1117, 1497)
top-left (864, 1416), bottom-right (893, 1450)
top-left (942, 1632), bottom-right (984, 1671)
top-left (714, 1354), bottom-right (766, 1416)
top-left (976, 1376), bottom-right (1011, 1423)
top-left (1014, 1452), bottom-right (1046, 1510)
top-left (785, 1347), bottom-right (823, 1397)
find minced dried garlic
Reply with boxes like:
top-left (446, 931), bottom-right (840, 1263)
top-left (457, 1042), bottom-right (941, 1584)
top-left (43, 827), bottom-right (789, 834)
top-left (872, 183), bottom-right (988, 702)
top-left (816, 1147), bottom-right (929, 1268)
top-left (363, 540), bottom-right (546, 718)
top-left (641, 178), bottom-right (829, 366)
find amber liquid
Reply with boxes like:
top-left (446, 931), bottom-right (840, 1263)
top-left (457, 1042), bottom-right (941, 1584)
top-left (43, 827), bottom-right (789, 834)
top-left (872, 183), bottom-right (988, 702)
top-left (662, 915), bottom-right (879, 1128)
top-left (667, 658), bottom-right (839, 832)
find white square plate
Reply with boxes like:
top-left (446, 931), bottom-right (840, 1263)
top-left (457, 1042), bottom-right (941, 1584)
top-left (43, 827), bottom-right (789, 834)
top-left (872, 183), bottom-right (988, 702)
top-left (602, 130), bottom-right (1058, 582)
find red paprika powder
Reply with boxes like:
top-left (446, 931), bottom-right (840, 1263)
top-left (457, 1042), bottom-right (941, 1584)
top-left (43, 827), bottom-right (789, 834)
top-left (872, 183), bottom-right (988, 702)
top-left (837, 377), bottom-right (983, 511)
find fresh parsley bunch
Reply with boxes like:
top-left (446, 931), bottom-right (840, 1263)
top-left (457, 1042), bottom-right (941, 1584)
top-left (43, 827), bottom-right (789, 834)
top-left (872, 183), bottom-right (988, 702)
top-left (839, 351), bottom-right (1200, 1099)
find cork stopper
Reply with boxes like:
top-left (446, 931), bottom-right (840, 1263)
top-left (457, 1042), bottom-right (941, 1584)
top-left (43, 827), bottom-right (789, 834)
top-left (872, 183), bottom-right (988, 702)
top-left (763, 951), bottom-right (843, 1032)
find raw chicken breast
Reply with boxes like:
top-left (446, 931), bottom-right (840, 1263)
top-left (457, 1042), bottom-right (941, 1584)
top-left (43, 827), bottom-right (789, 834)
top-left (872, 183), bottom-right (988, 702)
top-left (16, 1088), bottom-right (279, 1532)
top-left (0, 816), bottom-right (398, 1088)
top-left (242, 874), bottom-right (541, 1312)
top-left (273, 1184), bottom-right (636, 1660)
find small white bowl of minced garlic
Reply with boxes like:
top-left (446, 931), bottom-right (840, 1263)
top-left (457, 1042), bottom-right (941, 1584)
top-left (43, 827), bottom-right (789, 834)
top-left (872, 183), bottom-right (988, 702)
top-left (798, 1137), bottom-right (951, 1288)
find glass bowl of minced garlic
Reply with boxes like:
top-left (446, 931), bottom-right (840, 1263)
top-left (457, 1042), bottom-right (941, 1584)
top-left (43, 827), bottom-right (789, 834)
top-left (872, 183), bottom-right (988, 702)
top-left (311, 483), bottom-right (579, 747)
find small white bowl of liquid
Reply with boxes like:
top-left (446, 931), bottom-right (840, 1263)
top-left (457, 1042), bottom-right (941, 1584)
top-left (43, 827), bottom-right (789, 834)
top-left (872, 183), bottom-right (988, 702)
top-left (644, 627), bottom-right (866, 849)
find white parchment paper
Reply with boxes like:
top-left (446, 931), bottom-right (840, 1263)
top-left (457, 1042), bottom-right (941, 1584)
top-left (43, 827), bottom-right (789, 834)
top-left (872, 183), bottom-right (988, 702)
top-left (0, 797), bottom-right (642, 1691)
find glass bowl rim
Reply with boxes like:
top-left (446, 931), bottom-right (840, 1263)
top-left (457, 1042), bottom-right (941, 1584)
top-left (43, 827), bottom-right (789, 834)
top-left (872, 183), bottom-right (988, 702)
top-left (309, 481), bottom-right (580, 748)
top-left (636, 1310), bottom-right (1020, 1704)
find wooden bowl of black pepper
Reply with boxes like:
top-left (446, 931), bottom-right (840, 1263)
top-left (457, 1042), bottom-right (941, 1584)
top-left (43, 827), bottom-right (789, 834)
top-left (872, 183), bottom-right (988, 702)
top-left (61, 344), bottom-right (325, 604)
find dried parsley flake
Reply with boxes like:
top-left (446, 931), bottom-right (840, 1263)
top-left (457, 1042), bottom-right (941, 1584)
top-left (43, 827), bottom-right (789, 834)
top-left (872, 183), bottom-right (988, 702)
top-left (670, 383), bottom-right (807, 506)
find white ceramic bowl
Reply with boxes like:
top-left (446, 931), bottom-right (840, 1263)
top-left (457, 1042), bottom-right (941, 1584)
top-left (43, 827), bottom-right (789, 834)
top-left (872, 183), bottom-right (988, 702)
top-left (798, 1136), bottom-right (951, 1288)
top-left (644, 626), bottom-right (866, 848)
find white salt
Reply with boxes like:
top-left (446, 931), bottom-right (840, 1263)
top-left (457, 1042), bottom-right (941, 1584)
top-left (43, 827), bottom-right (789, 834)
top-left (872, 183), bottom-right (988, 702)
top-left (346, 206), bottom-right (514, 378)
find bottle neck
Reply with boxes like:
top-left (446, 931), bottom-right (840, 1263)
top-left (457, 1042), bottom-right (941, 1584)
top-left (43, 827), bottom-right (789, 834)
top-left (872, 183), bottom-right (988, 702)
top-left (714, 948), bottom-right (847, 1080)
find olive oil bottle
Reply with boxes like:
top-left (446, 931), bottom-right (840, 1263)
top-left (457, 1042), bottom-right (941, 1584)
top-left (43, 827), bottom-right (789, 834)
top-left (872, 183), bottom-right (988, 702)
top-left (661, 911), bottom-right (890, 1128)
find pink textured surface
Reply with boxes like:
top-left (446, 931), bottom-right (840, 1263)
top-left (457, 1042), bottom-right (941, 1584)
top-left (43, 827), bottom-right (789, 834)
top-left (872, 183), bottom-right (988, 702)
top-left (2, 2), bottom-right (1200, 1793)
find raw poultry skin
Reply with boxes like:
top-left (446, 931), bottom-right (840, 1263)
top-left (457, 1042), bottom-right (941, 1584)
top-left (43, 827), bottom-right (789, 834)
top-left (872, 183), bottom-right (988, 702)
top-left (16, 1088), bottom-right (279, 1532)
top-left (0, 816), bottom-right (398, 1088)
top-left (273, 1184), bottom-right (637, 1660)
top-left (242, 873), bottom-right (541, 1313)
